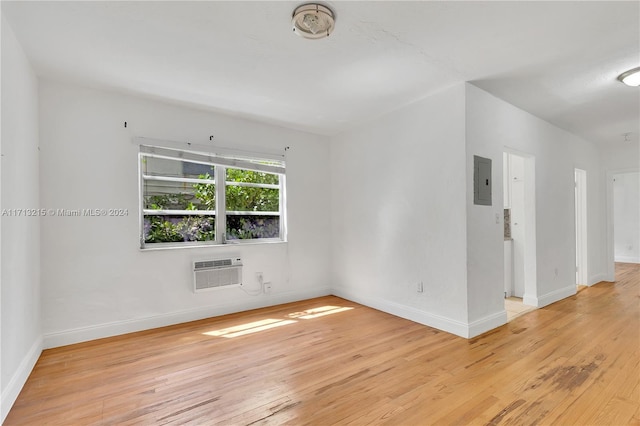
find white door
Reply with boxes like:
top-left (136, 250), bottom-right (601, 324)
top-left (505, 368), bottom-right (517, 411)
top-left (510, 154), bottom-right (526, 297)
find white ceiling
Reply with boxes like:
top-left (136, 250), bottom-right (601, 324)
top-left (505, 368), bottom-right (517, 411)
top-left (2, 1), bottom-right (639, 146)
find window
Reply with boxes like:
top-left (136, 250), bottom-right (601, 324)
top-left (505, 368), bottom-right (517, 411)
top-left (139, 145), bottom-right (285, 248)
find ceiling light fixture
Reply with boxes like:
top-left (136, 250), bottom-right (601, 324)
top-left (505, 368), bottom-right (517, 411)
top-left (617, 67), bottom-right (640, 87)
top-left (292, 3), bottom-right (335, 40)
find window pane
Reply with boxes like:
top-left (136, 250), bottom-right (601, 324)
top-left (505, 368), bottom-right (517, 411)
top-left (182, 161), bottom-right (214, 178)
top-left (226, 186), bottom-right (279, 212)
top-left (144, 215), bottom-right (215, 243)
top-left (225, 168), bottom-right (279, 213)
top-left (142, 155), bottom-right (216, 211)
top-left (143, 181), bottom-right (215, 211)
top-left (226, 215), bottom-right (280, 240)
top-left (226, 168), bottom-right (279, 185)
top-left (142, 156), bottom-right (214, 179)
top-left (140, 149), bottom-right (286, 247)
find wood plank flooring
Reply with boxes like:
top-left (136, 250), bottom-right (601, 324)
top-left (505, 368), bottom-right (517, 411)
top-left (504, 297), bottom-right (537, 321)
top-left (5, 263), bottom-right (639, 425)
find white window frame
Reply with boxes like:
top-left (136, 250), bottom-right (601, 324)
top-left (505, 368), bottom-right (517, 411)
top-left (139, 144), bottom-right (286, 249)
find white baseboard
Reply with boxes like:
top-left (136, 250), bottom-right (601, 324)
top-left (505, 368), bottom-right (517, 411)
top-left (332, 288), bottom-right (505, 339)
top-left (589, 273), bottom-right (609, 286)
top-left (43, 287), bottom-right (331, 349)
top-left (522, 293), bottom-right (539, 307)
top-left (468, 310), bottom-right (508, 338)
top-left (1, 336), bottom-right (43, 424)
top-left (614, 256), bottom-right (640, 264)
top-left (536, 285), bottom-right (576, 308)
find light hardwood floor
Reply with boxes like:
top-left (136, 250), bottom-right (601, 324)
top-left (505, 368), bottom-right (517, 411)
top-left (6, 263), bottom-right (639, 425)
top-left (504, 297), bottom-right (537, 321)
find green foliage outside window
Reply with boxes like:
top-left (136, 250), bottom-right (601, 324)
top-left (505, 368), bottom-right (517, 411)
top-left (145, 194), bottom-right (195, 210)
top-left (145, 217), bottom-right (184, 243)
top-left (226, 216), bottom-right (280, 240)
top-left (193, 173), bottom-right (216, 210)
top-left (225, 169), bottom-right (279, 212)
top-left (144, 168), bottom-right (280, 244)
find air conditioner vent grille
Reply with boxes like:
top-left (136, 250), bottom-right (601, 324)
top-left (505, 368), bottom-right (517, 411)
top-left (194, 259), bottom-right (233, 270)
top-left (193, 258), bottom-right (242, 292)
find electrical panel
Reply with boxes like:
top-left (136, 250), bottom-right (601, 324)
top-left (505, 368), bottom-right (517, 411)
top-left (474, 155), bottom-right (492, 206)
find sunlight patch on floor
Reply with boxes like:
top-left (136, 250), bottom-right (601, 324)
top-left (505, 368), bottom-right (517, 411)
top-left (287, 306), bottom-right (354, 319)
top-left (203, 305), bottom-right (354, 338)
top-left (204, 318), bottom-right (297, 338)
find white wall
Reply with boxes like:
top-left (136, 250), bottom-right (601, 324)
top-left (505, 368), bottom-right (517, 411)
top-left (331, 85), bottom-right (471, 337)
top-left (465, 84), bottom-right (607, 317)
top-left (464, 85), bottom-right (509, 331)
top-left (1, 16), bottom-right (42, 422)
top-left (38, 81), bottom-right (332, 348)
top-left (567, 140), bottom-right (608, 285)
top-left (330, 83), bottom-right (609, 338)
top-left (613, 172), bottom-right (640, 263)
top-left (600, 142), bottom-right (640, 171)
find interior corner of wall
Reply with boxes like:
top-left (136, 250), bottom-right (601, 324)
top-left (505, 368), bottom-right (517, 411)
top-left (1, 335), bottom-right (43, 423)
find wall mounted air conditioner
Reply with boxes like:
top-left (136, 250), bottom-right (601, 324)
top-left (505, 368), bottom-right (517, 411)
top-left (193, 257), bottom-right (243, 292)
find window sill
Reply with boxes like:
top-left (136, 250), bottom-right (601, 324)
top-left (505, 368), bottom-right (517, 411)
top-left (139, 239), bottom-right (287, 252)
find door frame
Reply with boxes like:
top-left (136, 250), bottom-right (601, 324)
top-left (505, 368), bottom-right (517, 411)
top-left (606, 167), bottom-right (640, 280)
top-left (574, 168), bottom-right (588, 286)
top-left (504, 148), bottom-right (538, 306)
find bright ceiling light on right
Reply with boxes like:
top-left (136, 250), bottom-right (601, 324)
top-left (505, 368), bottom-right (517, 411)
top-left (618, 67), bottom-right (640, 86)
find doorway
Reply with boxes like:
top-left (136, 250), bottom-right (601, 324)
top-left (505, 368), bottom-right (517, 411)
top-left (606, 169), bottom-right (640, 280)
top-left (613, 171), bottom-right (640, 263)
top-left (504, 150), bottom-right (538, 319)
top-left (574, 168), bottom-right (588, 286)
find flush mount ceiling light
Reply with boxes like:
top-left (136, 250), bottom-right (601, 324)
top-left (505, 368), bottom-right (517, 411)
top-left (618, 67), bottom-right (640, 86)
top-left (292, 3), bottom-right (335, 40)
